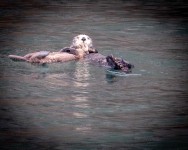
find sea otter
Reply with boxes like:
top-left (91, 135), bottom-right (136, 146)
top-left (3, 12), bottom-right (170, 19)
top-left (84, 53), bottom-right (134, 73)
top-left (8, 34), bottom-right (134, 73)
top-left (8, 34), bottom-right (96, 64)
top-left (61, 35), bottom-right (134, 73)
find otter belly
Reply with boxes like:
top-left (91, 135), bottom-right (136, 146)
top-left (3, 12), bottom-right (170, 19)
top-left (37, 52), bottom-right (78, 63)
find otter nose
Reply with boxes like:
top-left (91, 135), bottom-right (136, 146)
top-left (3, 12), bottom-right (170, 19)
top-left (81, 37), bottom-right (86, 42)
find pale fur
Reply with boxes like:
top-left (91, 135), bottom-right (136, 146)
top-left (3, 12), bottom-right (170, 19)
top-left (8, 34), bottom-right (95, 63)
top-left (71, 34), bottom-right (94, 55)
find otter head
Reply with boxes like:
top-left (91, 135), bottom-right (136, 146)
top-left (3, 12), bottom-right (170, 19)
top-left (71, 34), bottom-right (97, 54)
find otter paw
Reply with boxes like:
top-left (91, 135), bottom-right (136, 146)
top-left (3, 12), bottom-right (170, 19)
top-left (31, 51), bottom-right (50, 59)
top-left (59, 47), bottom-right (78, 55)
top-left (106, 55), bottom-right (133, 73)
top-left (88, 48), bottom-right (98, 54)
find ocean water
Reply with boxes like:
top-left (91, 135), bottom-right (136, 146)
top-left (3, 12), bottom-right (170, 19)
top-left (0, 0), bottom-right (188, 149)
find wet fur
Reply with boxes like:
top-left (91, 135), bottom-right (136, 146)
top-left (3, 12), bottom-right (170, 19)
top-left (8, 34), bottom-right (96, 64)
top-left (8, 34), bottom-right (133, 73)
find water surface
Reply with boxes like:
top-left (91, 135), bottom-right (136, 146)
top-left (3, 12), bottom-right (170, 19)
top-left (0, 0), bottom-right (188, 149)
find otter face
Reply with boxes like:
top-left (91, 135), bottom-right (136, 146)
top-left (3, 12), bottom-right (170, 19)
top-left (71, 34), bottom-right (93, 53)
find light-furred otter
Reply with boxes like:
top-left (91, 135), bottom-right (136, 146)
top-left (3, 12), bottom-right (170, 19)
top-left (8, 34), bottom-right (96, 63)
top-left (8, 34), bottom-right (134, 73)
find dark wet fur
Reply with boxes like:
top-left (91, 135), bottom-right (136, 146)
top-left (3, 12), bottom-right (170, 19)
top-left (85, 53), bottom-right (134, 73)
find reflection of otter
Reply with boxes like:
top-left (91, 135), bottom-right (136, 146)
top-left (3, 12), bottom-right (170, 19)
top-left (8, 34), bottom-right (134, 73)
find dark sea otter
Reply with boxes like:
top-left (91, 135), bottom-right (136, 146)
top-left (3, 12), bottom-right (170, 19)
top-left (8, 34), bottom-right (134, 73)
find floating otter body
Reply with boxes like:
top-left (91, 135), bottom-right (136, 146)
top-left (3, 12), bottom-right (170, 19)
top-left (8, 34), bottom-right (96, 63)
top-left (8, 47), bottom-right (92, 64)
top-left (84, 53), bottom-right (134, 73)
top-left (8, 34), bottom-right (134, 73)
top-left (8, 51), bottom-right (77, 63)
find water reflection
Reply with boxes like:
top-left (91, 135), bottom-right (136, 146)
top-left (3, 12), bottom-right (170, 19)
top-left (1, 0), bottom-right (188, 149)
top-left (73, 95), bottom-right (90, 109)
top-left (73, 61), bottom-right (90, 87)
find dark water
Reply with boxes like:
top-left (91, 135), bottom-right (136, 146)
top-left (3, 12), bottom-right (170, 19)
top-left (0, 0), bottom-right (188, 149)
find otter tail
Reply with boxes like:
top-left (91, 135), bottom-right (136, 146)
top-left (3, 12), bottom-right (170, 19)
top-left (8, 55), bottom-right (27, 61)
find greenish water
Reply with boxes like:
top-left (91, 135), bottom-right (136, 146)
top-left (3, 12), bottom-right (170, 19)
top-left (0, 0), bottom-right (188, 149)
